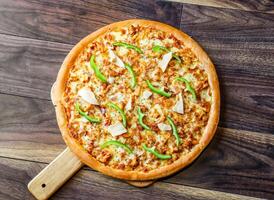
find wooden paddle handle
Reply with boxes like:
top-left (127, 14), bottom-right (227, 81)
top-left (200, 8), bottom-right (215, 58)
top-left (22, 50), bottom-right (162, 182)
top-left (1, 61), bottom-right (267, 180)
top-left (28, 147), bottom-right (84, 200)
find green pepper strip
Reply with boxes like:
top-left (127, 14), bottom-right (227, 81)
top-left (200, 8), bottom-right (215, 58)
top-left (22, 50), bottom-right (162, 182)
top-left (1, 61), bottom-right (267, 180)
top-left (152, 45), bottom-right (181, 63)
top-left (174, 77), bottom-right (197, 101)
top-left (75, 102), bottom-right (101, 123)
top-left (137, 107), bottom-right (150, 130)
top-left (107, 102), bottom-right (127, 127)
top-left (125, 63), bottom-right (136, 89)
top-left (90, 55), bottom-right (107, 83)
top-left (146, 80), bottom-right (171, 97)
top-left (142, 144), bottom-right (172, 160)
top-left (101, 140), bottom-right (132, 154)
top-left (113, 42), bottom-right (143, 54)
top-left (167, 116), bottom-right (180, 146)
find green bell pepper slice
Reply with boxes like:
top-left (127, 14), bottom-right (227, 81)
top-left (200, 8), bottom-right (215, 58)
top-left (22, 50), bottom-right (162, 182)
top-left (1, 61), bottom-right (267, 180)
top-left (142, 144), bottom-right (172, 160)
top-left (90, 55), bottom-right (107, 83)
top-left (107, 102), bottom-right (127, 127)
top-left (113, 42), bottom-right (143, 54)
top-left (125, 63), bottom-right (136, 89)
top-left (75, 102), bottom-right (101, 123)
top-left (101, 140), bottom-right (132, 154)
top-left (174, 77), bottom-right (196, 101)
top-left (146, 80), bottom-right (171, 97)
top-left (167, 116), bottom-right (180, 146)
top-left (152, 45), bottom-right (181, 63)
top-left (137, 107), bottom-right (150, 130)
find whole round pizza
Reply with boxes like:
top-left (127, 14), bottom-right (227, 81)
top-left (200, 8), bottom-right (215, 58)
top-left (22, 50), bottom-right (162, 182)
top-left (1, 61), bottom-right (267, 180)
top-left (53, 19), bottom-right (220, 180)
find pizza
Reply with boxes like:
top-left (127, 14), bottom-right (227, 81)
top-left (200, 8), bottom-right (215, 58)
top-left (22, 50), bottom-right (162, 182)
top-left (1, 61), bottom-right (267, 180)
top-left (53, 19), bottom-right (220, 180)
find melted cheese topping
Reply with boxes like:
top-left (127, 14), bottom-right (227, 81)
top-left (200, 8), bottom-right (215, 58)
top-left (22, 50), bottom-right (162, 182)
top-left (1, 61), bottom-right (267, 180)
top-left (63, 25), bottom-right (211, 172)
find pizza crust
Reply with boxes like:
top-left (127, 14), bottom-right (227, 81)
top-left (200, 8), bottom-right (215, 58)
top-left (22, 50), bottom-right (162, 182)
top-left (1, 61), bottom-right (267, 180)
top-left (53, 19), bottom-right (220, 180)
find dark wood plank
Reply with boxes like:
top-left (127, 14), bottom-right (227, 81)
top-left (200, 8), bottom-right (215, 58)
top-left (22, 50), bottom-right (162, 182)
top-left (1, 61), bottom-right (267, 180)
top-left (0, 93), bottom-right (64, 163)
top-left (0, 157), bottom-right (258, 200)
top-left (0, 94), bottom-right (273, 198)
top-left (180, 4), bottom-right (274, 77)
top-left (219, 84), bottom-right (274, 133)
top-left (0, 0), bottom-right (182, 44)
top-left (169, 0), bottom-right (274, 13)
top-left (0, 34), bottom-right (70, 100)
top-left (0, 158), bottom-right (36, 200)
top-left (180, 4), bottom-right (274, 133)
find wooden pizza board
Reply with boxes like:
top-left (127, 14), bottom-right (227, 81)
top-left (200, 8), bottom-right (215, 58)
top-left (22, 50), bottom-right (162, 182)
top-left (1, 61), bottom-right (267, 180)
top-left (27, 83), bottom-right (155, 200)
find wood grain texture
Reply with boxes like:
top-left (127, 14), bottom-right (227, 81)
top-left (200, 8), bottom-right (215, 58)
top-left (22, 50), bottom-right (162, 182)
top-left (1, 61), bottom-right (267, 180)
top-left (28, 148), bottom-right (84, 200)
top-left (0, 93), bottom-right (65, 163)
top-left (167, 0), bottom-right (274, 13)
top-left (0, 157), bottom-right (259, 200)
top-left (0, 0), bottom-right (182, 44)
top-left (0, 93), bottom-right (273, 198)
top-left (0, 34), bottom-right (71, 100)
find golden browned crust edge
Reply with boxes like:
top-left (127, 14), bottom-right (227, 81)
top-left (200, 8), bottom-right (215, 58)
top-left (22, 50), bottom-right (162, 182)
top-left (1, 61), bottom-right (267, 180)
top-left (53, 19), bottom-right (220, 181)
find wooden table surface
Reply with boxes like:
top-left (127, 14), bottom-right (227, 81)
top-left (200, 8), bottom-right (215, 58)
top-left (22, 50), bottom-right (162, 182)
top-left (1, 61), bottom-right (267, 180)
top-left (0, 0), bottom-right (273, 199)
